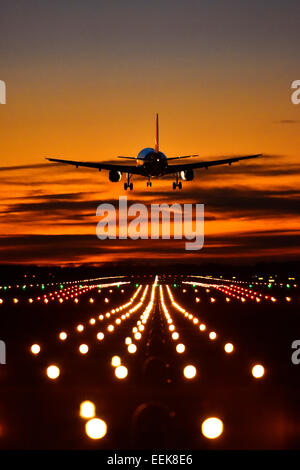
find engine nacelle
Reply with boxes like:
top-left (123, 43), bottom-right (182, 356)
top-left (180, 169), bottom-right (194, 181)
top-left (109, 170), bottom-right (122, 182)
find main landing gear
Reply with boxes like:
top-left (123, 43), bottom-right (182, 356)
top-left (172, 173), bottom-right (182, 190)
top-left (147, 179), bottom-right (152, 188)
top-left (124, 173), bottom-right (133, 191)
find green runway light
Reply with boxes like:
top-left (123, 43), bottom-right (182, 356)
top-left (268, 284), bottom-right (272, 288)
top-left (193, 284), bottom-right (196, 288)
top-left (117, 285), bottom-right (120, 288)
top-left (60, 284), bottom-right (63, 289)
top-left (3, 286), bottom-right (7, 291)
top-left (287, 284), bottom-right (290, 288)
top-left (79, 284), bottom-right (83, 288)
top-left (249, 284), bottom-right (253, 288)
top-left (174, 284), bottom-right (177, 287)
top-left (22, 285), bottom-right (26, 290)
top-left (135, 283), bottom-right (139, 287)
top-left (41, 284), bottom-right (45, 290)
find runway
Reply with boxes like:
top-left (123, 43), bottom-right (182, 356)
top-left (0, 271), bottom-right (299, 449)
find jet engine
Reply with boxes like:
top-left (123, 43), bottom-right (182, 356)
top-left (180, 169), bottom-right (194, 181)
top-left (109, 170), bottom-right (122, 182)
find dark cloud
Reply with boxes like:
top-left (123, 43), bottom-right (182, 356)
top-left (274, 120), bottom-right (300, 124)
top-left (0, 229), bottom-right (299, 265)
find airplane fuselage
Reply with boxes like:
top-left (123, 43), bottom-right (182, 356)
top-left (137, 147), bottom-right (168, 176)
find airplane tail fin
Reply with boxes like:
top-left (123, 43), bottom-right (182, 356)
top-left (155, 113), bottom-right (159, 152)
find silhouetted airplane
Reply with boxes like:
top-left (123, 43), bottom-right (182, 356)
top-left (46, 114), bottom-right (261, 190)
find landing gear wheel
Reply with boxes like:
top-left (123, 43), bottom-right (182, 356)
top-left (124, 183), bottom-right (128, 190)
top-left (147, 181), bottom-right (152, 188)
top-left (178, 181), bottom-right (182, 190)
top-left (173, 182), bottom-right (176, 190)
top-left (129, 183), bottom-right (133, 190)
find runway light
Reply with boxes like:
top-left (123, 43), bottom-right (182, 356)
top-left (30, 344), bottom-right (41, 355)
top-left (96, 332), bottom-right (104, 340)
top-left (46, 365), bottom-right (60, 380)
top-left (107, 324), bottom-right (114, 332)
top-left (85, 418), bottom-right (107, 439)
top-left (172, 332), bottom-right (179, 340)
top-left (89, 318), bottom-right (96, 325)
top-left (125, 337), bottom-right (132, 345)
top-left (128, 343), bottom-right (137, 354)
top-left (209, 331), bottom-right (217, 340)
top-left (176, 343), bottom-right (185, 353)
top-left (200, 324), bottom-right (206, 331)
top-left (183, 365), bottom-right (197, 379)
top-left (79, 344), bottom-right (89, 354)
top-left (59, 332), bottom-right (67, 341)
top-left (76, 324), bottom-right (84, 332)
top-left (252, 364), bottom-right (265, 379)
top-left (111, 356), bottom-right (121, 367)
top-left (115, 365), bottom-right (128, 379)
top-left (80, 401), bottom-right (96, 419)
top-left (224, 343), bottom-right (234, 353)
top-left (201, 417), bottom-right (223, 439)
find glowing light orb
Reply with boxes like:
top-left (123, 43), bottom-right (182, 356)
top-left (46, 365), bottom-right (60, 380)
top-left (201, 417), bottom-right (223, 439)
top-left (128, 343), bottom-right (137, 354)
top-left (224, 343), bottom-right (234, 353)
top-left (111, 356), bottom-right (121, 367)
top-left (252, 364), bottom-right (265, 379)
top-left (176, 343), bottom-right (185, 353)
top-left (30, 344), bottom-right (40, 355)
top-left (85, 418), bottom-right (107, 439)
top-left (115, 365), bottom-right (128, 379)
top-left (80, 401), bottom-right (96, 419)
top-left (79, 344), bottom-right (89, 354)
top-left (183, 365), bottom-right (197, 379)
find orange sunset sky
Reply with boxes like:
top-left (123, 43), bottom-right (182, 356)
top-left (0, 0), bottom-right (300, 265)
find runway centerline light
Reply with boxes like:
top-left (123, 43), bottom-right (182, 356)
top-left (224, 343), bottom-right (234, 353)
top-left (79, 344), bottom-right (89, 354)
top-left (183, 365), bottom-right (197, 379)
top-left (46, 365), bottom-right (60, 380)
top-left (111, 356), bottom-right (121, 367)
top-left (85, 418), bottom-right (107, 439)
top-left (128, 343), bottom-right (137, 354)
top-left (115, 365), bottom-right (128, 379)
top-left (201, 417), bottom-right (223, 439)
top-left (30, 344), bottom-right (41, 355)
top-left (80, 401), bottom-right (96, 419)
top-left (252, 364), bottom-right (265, 379)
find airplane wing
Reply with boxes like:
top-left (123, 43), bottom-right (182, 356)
top-left (164, 154), bottom-right (262, 174)
top-left (45, 157), bottom-right (145, 175)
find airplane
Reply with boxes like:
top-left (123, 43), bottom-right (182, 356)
top-left (46, 114), bottom-right (261, 190)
